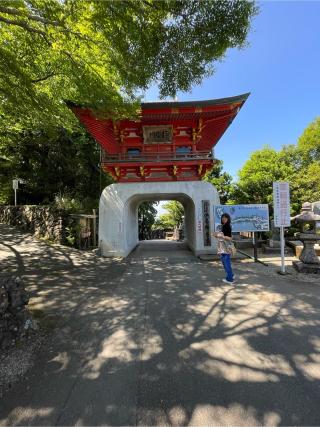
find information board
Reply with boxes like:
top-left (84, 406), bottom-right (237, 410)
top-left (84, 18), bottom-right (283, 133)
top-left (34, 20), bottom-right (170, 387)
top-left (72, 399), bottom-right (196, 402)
top-left (214, 205), bottom-right (269, 232)
top-left (273, 182), bottom-right (291, 227)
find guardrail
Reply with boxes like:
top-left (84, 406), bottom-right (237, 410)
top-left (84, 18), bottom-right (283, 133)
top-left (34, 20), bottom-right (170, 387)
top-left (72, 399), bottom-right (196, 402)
top-left (102, 151), bottom-right (213, 163)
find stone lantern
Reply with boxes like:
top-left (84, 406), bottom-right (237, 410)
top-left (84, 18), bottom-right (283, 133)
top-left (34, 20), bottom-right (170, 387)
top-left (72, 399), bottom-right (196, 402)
top-left (292, 202), bottom-right (320, 273)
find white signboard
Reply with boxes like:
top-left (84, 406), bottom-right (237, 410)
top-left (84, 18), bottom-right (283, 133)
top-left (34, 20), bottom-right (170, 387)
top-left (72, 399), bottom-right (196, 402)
top-left (197, 207), bottom-right (202, 232)
top-left (273, 182), bottom-right (291, 227)
top-left (12, 179), bottom-right (19, 190)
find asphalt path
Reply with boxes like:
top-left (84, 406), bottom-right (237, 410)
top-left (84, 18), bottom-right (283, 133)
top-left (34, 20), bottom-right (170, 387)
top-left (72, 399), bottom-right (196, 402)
top-left (1, 224), bottom-right (320, 426)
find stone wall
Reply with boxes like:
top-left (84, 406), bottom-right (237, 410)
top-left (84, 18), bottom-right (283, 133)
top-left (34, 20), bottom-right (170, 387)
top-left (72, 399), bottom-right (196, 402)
top-left (0, 205), bottom-right (71, 244)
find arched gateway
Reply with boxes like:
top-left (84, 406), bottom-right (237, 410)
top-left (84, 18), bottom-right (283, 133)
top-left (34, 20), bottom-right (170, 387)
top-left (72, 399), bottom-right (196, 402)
top-left (68, 93), bottom-right (249, 257)
top-left (99, 181), bottom-right (219, 257)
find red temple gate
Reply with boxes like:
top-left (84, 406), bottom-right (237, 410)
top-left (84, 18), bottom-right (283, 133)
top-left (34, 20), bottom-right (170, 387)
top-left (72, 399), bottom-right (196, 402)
top-left (67, 93), bottom-right (249, 183)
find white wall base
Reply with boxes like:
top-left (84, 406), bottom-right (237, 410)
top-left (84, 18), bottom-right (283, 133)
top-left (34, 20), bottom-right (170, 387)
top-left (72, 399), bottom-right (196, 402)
top-left (99, 181), bottom-right (220, 257)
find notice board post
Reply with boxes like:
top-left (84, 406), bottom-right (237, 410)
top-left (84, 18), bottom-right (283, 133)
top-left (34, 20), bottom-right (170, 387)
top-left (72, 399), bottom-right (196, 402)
top-left (273, 182), bottom-right (291, 274)
top-left (12, 179), bottom-right (19, 206)
top-left (253, 232), bottom-right (258, 262)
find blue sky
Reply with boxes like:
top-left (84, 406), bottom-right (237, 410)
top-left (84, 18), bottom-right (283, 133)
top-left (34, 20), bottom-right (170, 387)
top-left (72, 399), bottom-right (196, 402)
top-left (146, 1), bottom-right (320, 181)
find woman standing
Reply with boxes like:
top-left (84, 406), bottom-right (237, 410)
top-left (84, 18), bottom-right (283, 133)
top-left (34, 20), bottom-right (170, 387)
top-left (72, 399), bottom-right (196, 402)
top-left (213, 213), bottom-right (235, 284)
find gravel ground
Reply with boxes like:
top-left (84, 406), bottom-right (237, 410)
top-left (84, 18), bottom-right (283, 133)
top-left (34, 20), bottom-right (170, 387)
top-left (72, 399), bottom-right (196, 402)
top-left (0, 330), bottom-right (46, 399)
top-left (235, 254), bottom-right (320, 285)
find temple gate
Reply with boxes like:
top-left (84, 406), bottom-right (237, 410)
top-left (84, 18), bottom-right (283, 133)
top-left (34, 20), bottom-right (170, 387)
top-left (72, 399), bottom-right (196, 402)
top-left (68, 93), bottom-right (249, 257)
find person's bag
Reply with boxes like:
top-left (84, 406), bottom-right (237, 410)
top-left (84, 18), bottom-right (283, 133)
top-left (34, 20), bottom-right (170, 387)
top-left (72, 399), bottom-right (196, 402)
top-left (227, 242), bottom-right (237, 256)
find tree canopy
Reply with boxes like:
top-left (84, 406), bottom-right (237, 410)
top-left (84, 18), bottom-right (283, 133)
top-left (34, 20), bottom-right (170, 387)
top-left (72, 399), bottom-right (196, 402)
top-left (0, 127), bottom-right (112, 206)
top-left (138, 201), bottom-right (158, 240)
top-left (232, 146), bottom-right (296, 205)
top-left (0, 0), bottom-right (257, 131)
top-left (204, 160), bottom-right (233, 204)
top-left (297, 117), bottom-right (320, 163)
top-left (153, 201), bottom-right (184, 230)
top-left (232, 117), bottom-right (320, 214)
top-left (0, 0), bottom-right (258, 209)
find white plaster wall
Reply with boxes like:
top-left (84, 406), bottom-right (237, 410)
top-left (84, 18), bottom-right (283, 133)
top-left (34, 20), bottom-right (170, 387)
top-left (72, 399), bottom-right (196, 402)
top-left (99, 181), bottom-right (220, 257)
top-left (184, 197), bottom-right (196, 252)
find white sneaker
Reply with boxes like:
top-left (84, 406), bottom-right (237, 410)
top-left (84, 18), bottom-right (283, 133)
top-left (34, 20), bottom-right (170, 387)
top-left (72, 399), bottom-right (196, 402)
top-left (223, 279), bottom-right (235, 284)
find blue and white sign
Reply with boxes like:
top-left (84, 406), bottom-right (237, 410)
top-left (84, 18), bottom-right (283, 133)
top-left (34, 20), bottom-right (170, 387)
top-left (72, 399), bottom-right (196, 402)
top-left (214, 205), bottom-right (270, 232)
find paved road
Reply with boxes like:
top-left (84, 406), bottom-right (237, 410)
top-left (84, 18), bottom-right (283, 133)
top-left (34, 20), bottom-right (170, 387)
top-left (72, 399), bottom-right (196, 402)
top-left (1, 224), bottom-right (320, 426)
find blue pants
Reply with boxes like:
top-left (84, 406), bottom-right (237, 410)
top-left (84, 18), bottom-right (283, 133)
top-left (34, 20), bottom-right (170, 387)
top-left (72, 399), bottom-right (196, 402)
top-left (220, 253), bottom-right (234, 282)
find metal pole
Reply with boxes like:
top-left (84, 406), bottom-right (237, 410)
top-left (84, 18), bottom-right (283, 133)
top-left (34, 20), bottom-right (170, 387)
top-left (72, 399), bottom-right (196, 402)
top-left (253, 232), bottom-right (258, 262)
top-left (237, 249), bottom-right (269, 266)
top-left (280, 226), bottom-right (286, 274)
top-left (14, 189), bottom-right (17, 206)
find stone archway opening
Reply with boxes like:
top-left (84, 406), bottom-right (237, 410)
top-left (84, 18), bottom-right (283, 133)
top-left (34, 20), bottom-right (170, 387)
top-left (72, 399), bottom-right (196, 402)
top-left (99, 181), bottom-right (220, 258)
top-left (133, 194), bottom-right (195, 253)
top-left (138, 199), bottom-right (184, 241)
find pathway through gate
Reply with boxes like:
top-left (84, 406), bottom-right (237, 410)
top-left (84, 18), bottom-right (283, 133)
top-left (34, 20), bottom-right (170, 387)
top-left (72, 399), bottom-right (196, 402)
top-left (130, 239), bottom-right (193, 260)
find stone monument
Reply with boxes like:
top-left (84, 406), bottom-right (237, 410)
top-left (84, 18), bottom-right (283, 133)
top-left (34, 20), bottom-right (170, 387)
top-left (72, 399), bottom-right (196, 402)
top-left (262, 220), bottom-right (283, 253)
top-left (312, 201), bottom-right (320, 215)
top-left (0, 276), bottom-right (38, 348)
top-left (292, 202), bottom-right (320, 274)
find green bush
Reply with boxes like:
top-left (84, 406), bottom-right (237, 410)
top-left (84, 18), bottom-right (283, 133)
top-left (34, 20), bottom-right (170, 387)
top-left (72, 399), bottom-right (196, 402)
top-left (52, 192), bottom-right (83, 212)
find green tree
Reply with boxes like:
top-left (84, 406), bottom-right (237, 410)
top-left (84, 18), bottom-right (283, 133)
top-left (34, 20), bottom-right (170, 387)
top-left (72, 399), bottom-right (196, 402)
top-left (138, 201), bottom-right (158, 240)
top-left (0, 0), bottom-right (257, 132)
top-left (204, 160), bottom-right (233, 204)
top-left (291, 161), bottom-right (320, 207)
top-left (0, 127), bottom-right (112, 206)
top-left (154, 201), bottom-right (184, 230)
top-left (232, 117), bottom-right (320, 214)
top-left (297, 117), bottom-right (320, 163)
top-left (290, 116), bottom-right (320, 211)
top-left (0, 1), bottom-right (257, 208)
top-left (274, 118), bottom-right (320, 213)
top-left (232, 146), bottom-right (296, 205)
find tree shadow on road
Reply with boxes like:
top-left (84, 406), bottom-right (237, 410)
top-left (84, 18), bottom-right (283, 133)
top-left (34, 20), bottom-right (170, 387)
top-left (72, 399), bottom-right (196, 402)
top-left (1, 224), bottom-right (320, 426)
